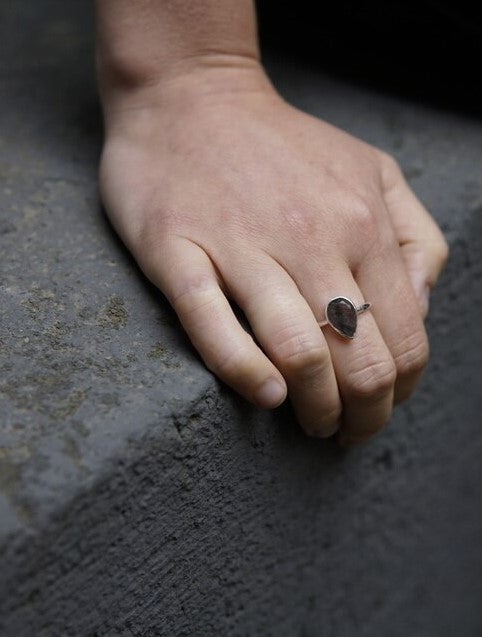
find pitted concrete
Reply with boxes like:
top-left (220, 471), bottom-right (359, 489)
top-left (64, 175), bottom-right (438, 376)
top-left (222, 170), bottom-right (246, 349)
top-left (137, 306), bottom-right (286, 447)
top-left (1, 2), bottom-right (481, 636)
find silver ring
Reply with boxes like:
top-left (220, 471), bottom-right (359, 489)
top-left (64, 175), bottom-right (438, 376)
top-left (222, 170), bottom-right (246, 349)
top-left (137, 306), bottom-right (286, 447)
top-left (317, 296), bottom-right (371, 339)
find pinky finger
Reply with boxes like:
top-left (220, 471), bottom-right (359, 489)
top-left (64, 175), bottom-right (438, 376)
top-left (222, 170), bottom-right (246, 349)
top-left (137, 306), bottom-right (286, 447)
top-left (140, 236), bottom-right (288, 409)
top-left (381, 156), bottom-right (450, 315)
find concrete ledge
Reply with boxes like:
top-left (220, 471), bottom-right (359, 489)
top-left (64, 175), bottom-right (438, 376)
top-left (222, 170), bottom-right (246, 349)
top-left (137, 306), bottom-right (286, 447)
top-left (1, 2), bottom-right (482, 636)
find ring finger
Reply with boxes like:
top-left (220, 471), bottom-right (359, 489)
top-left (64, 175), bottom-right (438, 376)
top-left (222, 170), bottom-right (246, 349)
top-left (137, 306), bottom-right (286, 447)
top-left (291, 258), bottom-right (397, 442)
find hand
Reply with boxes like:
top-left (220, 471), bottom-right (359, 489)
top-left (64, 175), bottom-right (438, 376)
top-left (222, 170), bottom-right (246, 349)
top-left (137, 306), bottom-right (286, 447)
top-left (99, 64), bottom-right (449, 444)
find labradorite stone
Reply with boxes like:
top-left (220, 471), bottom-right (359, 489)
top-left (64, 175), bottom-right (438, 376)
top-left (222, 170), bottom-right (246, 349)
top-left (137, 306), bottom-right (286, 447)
top-left (326, 297), bottom-right (357, 338)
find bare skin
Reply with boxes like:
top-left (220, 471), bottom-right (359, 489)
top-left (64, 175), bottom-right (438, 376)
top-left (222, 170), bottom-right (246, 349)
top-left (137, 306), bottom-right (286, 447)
top-left (96, 1), bottom-right (449, 444)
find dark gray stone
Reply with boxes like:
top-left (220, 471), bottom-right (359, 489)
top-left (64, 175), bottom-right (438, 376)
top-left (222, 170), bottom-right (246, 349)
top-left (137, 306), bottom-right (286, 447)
top-left (1, 2), bottom-right (482, 637)
top-left (326, 297), bottom-right (357, 339)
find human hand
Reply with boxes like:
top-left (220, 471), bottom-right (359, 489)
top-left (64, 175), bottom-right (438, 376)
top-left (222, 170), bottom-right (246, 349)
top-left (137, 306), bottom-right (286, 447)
top-left (99, 63), bottom-right (448, 444)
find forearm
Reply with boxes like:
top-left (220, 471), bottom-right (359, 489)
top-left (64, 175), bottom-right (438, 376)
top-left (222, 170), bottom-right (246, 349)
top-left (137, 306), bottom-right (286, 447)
top-left (95, 0), bottom-right (265, 105)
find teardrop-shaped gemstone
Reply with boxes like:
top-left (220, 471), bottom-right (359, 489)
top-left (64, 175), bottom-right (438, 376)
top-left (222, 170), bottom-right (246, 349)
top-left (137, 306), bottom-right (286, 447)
top-left (326, 297), bottom-right (357, 339)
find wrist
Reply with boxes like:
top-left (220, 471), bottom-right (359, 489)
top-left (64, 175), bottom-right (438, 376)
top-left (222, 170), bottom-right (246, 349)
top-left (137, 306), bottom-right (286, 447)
top-left (97, 54), bottom-right (276, 133)
top-left (95, 0), bottom-right (267, 123)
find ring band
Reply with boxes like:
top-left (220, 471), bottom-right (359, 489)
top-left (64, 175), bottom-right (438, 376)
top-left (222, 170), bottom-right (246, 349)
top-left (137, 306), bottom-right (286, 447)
top-left (317, 296), bottom-right (371, 339)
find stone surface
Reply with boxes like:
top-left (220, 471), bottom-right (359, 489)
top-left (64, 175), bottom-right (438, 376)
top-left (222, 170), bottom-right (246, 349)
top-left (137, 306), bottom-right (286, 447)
top-left (1, 2), bottom-right (482, 637)
top-left (326, 297), bottom-right (357, 339)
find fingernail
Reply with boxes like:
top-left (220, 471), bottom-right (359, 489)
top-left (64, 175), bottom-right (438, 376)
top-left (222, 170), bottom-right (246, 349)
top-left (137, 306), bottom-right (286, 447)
top-left (306, 421), bottom-right (340, 439)
top-left (254, 379), bottom-right (286, 409)
top-left (319, 423), bottom-right (341, 439)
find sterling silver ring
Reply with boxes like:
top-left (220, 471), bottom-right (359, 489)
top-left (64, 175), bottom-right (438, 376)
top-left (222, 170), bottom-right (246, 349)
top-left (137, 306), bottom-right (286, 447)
top-left (317, 296), bottom-right (371, 339)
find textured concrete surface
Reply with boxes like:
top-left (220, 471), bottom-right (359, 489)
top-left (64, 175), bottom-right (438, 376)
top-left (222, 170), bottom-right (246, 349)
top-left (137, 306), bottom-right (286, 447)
top-left (1, 2), bottom-right (482, 636)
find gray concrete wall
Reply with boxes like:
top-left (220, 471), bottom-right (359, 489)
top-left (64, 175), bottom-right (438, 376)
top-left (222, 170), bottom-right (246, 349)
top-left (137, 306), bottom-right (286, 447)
top-left (1, 2), bottom-right (481, 636)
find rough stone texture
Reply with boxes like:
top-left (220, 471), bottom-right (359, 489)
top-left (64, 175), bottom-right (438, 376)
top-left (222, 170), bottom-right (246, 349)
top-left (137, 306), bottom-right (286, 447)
top-left (1, 2), bottom-right (482, 636)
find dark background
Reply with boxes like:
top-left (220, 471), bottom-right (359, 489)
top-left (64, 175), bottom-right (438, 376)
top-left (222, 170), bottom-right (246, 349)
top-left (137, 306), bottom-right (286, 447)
top-left (257, 1), bottom-right (482, 114)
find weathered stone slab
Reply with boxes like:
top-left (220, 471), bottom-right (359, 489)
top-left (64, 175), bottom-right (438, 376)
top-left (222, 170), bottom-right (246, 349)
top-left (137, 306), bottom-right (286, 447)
top-left (1, 2), bottom-right (481, 636)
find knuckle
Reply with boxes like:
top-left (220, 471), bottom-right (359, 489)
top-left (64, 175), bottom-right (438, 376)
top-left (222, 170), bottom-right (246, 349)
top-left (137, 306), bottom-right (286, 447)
top-left (344, 195), bottom-right (383, 250)
top-left (350, 196), bottom-right (376, 231)
top-left (393, 330), bottom-right (429, 377)
top-left (378, 151), bottom-right (404, 186)
top-left (348, 358), bottom-right (397, 400)
top-left (213, 349), bottom-right (242, 378)
top-left (273, 329), bottom-right (330, 381)
top-left (281, 204), bottom-right (320, 239)
top-left (212, 344), bottom-right (252, 379)
top-left (341, 192), bottom-right (393, 262)
top-left (171, 274), bottom-right (219, 316)
top-left (285, 345), bottom-right (330, 381)
top-left (382, 152), bottom-right (402, 174)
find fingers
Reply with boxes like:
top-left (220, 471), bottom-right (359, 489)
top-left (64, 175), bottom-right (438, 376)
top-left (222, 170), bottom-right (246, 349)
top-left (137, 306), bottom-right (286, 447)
top-left (137, 223), bottom-right (426, 445)
top-left (291, 260), bottom-right (396, 442)
top-left (356, 229), bottom-right (430, 407)
top-left (381, 156), bottom-right (450, 317)
top-left (224, 253), bottom-right (342, 438)
top-left (140, 236), bottom-right (287, 409)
